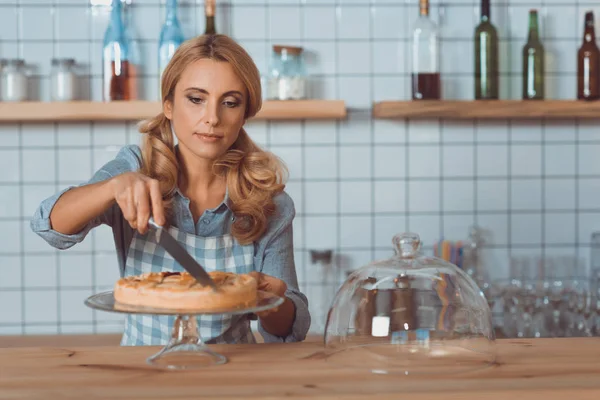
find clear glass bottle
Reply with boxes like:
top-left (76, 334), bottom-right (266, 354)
top-left (267, 45), bottom-right (307, 100)
top-left (411, 0), bottom-right (441, 100)
top-left (0, 59), bottom-right (27, 102)
top-left (103, 0), bottom-right (131, 101)
top-left (50, 58), bottom-right (77, 102)
top-left (159, 0), bottom-right (185, 83)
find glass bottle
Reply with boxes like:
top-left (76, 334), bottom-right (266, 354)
top-left (267, 45), bottom-right (307, 100)
top-left (474, 0), bottom-right (499, 100)
top-left (411, 0), bottom-right (440, 100)
top-left (204, 0), bottom-right (216, 35)
top-left (50, 58), bottom-right (78, 102)
top-left (102, 0), bottom-right (131, 101)
top-left (159, 0), bottom-right (185, 81)
top-left (578, 11), bottom-right (600, 100)
top-left (0, 59), bottom-right (27, 102)
top-left (522, 10), bottom-right (544, 100)
top-left (123, 1), bottom-right (140, 100)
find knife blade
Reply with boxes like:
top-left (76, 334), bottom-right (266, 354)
top-left (148, 218), bottom-right (219, 292)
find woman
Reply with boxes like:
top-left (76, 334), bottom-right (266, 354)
top-left (30, 34), bottom-right (310, 346)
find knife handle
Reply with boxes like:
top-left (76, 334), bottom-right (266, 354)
top-left (148, 217), bottom-right (161, 229)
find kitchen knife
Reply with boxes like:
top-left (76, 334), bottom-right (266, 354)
top-left (148, 218), bottom-right (219, 292)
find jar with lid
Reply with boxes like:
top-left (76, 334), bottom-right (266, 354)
top-left (267, 45), bottom-right (307, 100)
top-left (50, 58), bottom-right (78, 102)
top-left (0, 59), bottom-right (28, 102)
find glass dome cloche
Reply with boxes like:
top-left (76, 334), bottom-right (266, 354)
top-left (323, 232), bottom-right (496, 375)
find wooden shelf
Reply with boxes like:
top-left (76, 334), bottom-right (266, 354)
top-left (0, 100), bottom-right (347, 123)
top-left (373, 100), bottom-right (600, 120)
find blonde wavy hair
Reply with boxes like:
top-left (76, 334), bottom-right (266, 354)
top-left (137, 34), bottom-right (287, 245)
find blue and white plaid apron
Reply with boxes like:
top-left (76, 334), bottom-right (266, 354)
top-left (120, 224), bottom-right (256, 346)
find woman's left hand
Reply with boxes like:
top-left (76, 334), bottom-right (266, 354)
top-left (248, 271), bottom-right (287, 318)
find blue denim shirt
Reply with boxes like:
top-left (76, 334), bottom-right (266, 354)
top-left (30, 144), bottom-right (310, 343)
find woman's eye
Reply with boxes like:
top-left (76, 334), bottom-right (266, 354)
top-left (187, 96), bottom-right (203, 104)
top-left (223, 100), bottom-right (239, 108)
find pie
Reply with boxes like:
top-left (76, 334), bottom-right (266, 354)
top-left (114, 271), bottom-right (258, 311)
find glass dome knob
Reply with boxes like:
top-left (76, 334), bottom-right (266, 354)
top-left (392, 232), bottom-right (421, 258)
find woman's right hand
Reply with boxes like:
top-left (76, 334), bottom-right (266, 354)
top-left (109, 172), bottom-right (166, 234)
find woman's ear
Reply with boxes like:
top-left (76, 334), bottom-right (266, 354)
top-left (163, 100), bottom-right (173, 120)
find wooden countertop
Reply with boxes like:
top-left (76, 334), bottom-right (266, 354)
top-left (1, 338), bottom-right (599, 399)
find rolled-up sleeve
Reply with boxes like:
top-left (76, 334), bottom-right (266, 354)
top-left (256, 192), bottom-right (311, 343)
top-left (30, 145), bottom-right (142, 250)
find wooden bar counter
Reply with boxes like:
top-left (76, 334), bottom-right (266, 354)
top-left (0, 337), bottom-right (599, 399)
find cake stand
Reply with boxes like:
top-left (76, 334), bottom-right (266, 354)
top-left (84, 290), bottom-right (283, 370)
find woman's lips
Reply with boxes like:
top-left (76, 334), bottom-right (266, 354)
top-left (194, 133), bottom-right (223, 142)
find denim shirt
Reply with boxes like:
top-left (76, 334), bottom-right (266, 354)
top-left (30, 144), bottom-right (310, 344)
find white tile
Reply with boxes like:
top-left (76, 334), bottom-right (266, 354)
top-left (374, 145), bottom-right (405, 179)
top-left (0, 326), bottom-right (23, 335)
top-left (543, 6), bottom-right (577, 39)
top-left (24, 290), bottom-right (58, 323)
top-left (578, 212), bottom-right (600, 247)
top-left (28, 70), bottom-right (49, 99)
top-left (56, 42), bottom-right (91, 81)
top-left (232, 6), bottom-right (266, 39)
top-left (269, 121), bottom-right (302, 145)
top-left (579, 143), bottom-right (600, 175)
top-left (0, 256), bottom-right (22, 288)
top-left (59, 253), bottom-right (94, 287)
top-left (21, 124), bottom-right (55, 147)
top-left (304, 41), bottom-right (337, 76)
top-left (489, 3), bottom-right (509, 38)
top-left (92, 223), bottom-right (117, 253)
top-left (246, 120), bottom-right (268, 147)
top-left (441, 121), bottom-right (474, 143)
top-left (546, 75), bottom-right (576, 100)
top-left (0, 292), bottom-right (21, 324)
top-left (131, 5), bottom-right (160, 40)
top-left (285, 182), bottom-right (302, 216)
top-left (0, 150), bottom-right (20, 182)
top-left (25, 325), bottom-right (59, 335)
top-left (498, 39), bottom-right (512, 73)
top-left (511, 144), bottom-right (542, 176)
top-left (373, 76), bottom-right (406, 102)
top-left (477, 179), bottom-right (509, 211)
top-left (305, 216), bottom-right (338, 250)
top-left (408, 180), bottom-right (440, 213)
top-left (22, 185), bottom-right (56, 219)
top-left (57, 123), bottom-right (92, 147)
top-left (578, 120), bottom-right (600, 141)
top-left (545, 213), bottom-right (576, 245)
top-left (339, 181), bottom-right (371, 214)
top-left (20, 7), bottom-right (54, 40)
top-left (545, 39), bottom-right (578, 73)
top-left (544, 120), bottom-right (576, 142)
top-left (408, 120), bottom-right (440, 144)
top-left (58, 149), bottom-right (93, 183)
top-left (90, 4), bottom-right (111, 41)
top-left (337, 6), bottom-right (370, 39)
top-left (338, 250), bottom-right (376, 277)
top-left (511, 179), bottom-right (542, 210)
top-left (545, 179), bottom-right (575, 210)
top-left (476, 214), bottom-right (509, 246)
top-left (579, 178), bottom-right (600, 210)
top-left (475, 121), bottom-right (508, 143)
top-left (407, 215), bottom-right (440, 249)
top-left (373, 41), bottom-right (404, 75)
top-left (94, 253), bottom-right (121, 287)
top-left (309, 76), bottom-right (337, 101)
top-left (442, 214), bottom-right (475, 241)
top-left (22, 149), bottom-right (56, 183)
top-left (510, 213), bottom-right (542, 245)
top-left (374, 215), bottom-right (407, 248)
top-left (92, 123), bottom-right (128, 146)
top-left (443, 180), bottom-right (474, 212)
top-left (60, 324), bottom-right (95, 334)
top-left (0, 185), bottom-right (20, 218)
top-left (339, 146), bottom-right (371, 179)
top-left (338, 41), bottom-right (371, 74)
top-left (138, 39), bottom-right (158, 77)
top-left (238, 41), bottom-right (267, 75)
top-left (269, 6), bottom-right (301, 40)
top-left (507, 6), bottom-right (534, 40)
top-left (304, 121), bottom-right (336, 145)
top-left (373, 5), bottom-right (406, 39)
top-left (95, 322), bottom-right (124, 333)
top-left (56, 6), bottom-right (90, 41)
top-left (305, 181), bottom-right (337, 214)
top-left (544, 144), bottom-right (575, 177)
top-left (511, 120), bottom-right (542, 142)
top-left (60, 289), bottom-right (94, 323)
top-left (576, 6), bottom-right (600, 41)
top-left (338, 76), bottom-right (371, 108)
top-left (0, 124), bottom-right (19, 147)
top-left (442, 145), bottom-right (474, 177)
top-left (443, 76), bottom-right (474, 100)
top-left (339, 111), bottom-right (371, 145)
top-left (374, 119), bottom-right (406, 144)
top-left (90, 40), bottom-right (104, 77)
top-left (374, 180), bottom-right (405, 213)
top-left (24, 255), bottom-right (57, 288)
top-left (305, 146), bottom-right (336, 179)
top-left (408, 145), bottom-right (440, 177)
top-left (440, 5), bottom-right (475, 39)
top-left (303, 6), bottom-right (336, 40)
top-left (340, 216), bottom-right (371, 248)
top-left (477, 145), bottom-right (508, 176)
top-left (0, 6), bottom-right (18, 40)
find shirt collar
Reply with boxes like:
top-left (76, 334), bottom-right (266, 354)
top-left (173, 184), bottom-right (233, 212)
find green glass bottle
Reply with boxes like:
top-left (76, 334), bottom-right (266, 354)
top-left (522, 10), bottom-right (545, 100)
top-left (474, 0), bottom-right (499, 99)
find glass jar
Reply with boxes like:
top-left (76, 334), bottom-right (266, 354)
top-left (51, 58), bottom-right (78, 102)
top-left (267, 45), bottom-right (307, 100)
top-left (0, 59), bottom-right (28, 102)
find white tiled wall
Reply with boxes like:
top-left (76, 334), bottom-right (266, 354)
top-left (1, 0), bottom-right (600, 335)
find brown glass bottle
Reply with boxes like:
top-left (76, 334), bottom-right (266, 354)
top-left (109, 60), bottom-right (131, 101)
top-left (411, 0), bottom-right (441, 100)
top-left (578, 11), bottom-right (600, 100)
top-left (205, 0), bottom-right (216, 35)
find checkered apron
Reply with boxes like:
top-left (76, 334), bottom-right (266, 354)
top-left (120, 224), bottom-right (256, 346)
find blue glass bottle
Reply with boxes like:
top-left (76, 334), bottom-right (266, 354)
top-left (102, 0), bottom-right (130, 101)
top-left (159, 0), bottom-right (185, 83)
